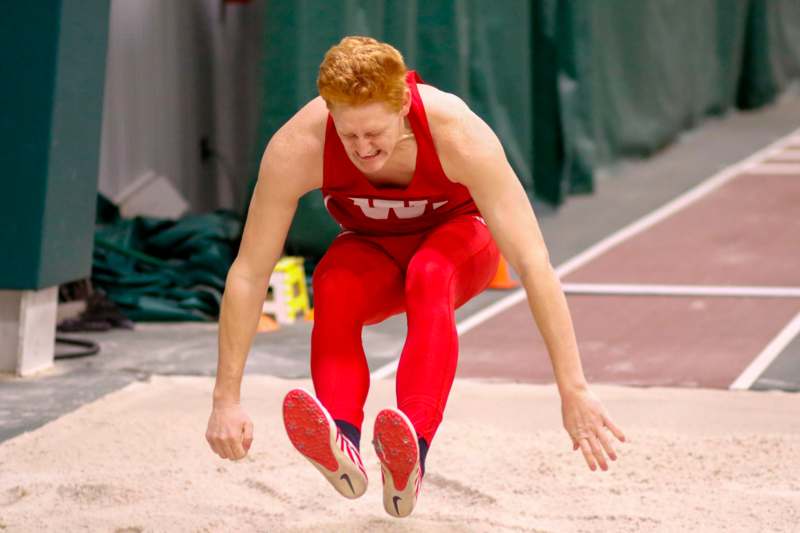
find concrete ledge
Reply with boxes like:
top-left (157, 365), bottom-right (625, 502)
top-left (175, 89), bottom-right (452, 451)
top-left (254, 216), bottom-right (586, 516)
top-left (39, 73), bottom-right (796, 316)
top-left (0, 287), bottom-right (57, 376)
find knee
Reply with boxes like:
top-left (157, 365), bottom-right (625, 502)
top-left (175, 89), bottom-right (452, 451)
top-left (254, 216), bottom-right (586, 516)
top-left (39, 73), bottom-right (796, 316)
top-left (313, 267), bottom-right (365, 303)
top-left (312, 267), bottom-right (365, 315)
top-left (405, 250), bottom-right (454, 298)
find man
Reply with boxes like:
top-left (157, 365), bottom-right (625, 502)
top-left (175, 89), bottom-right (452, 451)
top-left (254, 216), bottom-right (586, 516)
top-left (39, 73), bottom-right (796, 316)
top-left (206, 36), bottom-right (626, 518)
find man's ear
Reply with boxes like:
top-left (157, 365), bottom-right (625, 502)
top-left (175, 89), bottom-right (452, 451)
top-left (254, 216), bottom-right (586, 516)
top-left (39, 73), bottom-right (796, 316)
top-left (401, 88), bottom-right (412, 116)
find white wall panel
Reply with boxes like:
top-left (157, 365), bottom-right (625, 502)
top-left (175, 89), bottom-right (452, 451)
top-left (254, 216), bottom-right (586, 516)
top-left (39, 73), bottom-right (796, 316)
top-left (98, 0), bottom-right (264, 213)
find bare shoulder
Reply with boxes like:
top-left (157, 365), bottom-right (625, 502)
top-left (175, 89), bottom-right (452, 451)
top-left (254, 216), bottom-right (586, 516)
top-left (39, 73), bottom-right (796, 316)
top-left (417, 84), bottom-right (470, 137)
top-left (260, 96), bottom-right (328, 196)
top-left (416, 84), bottom-right (501, 183)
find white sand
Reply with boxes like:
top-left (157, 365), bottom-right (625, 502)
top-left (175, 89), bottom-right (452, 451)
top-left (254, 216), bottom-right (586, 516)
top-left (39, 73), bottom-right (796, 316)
top-left (1, 376), bottom-right (799, 532)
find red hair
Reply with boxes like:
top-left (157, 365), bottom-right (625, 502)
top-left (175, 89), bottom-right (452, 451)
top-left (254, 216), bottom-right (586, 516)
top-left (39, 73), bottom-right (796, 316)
top-left (317, 36), bottom-right (408, 112)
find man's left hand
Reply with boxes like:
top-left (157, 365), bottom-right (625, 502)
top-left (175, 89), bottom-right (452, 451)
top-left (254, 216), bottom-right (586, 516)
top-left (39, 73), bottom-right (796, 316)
top-left (560, 388), bottom-right (626, 471)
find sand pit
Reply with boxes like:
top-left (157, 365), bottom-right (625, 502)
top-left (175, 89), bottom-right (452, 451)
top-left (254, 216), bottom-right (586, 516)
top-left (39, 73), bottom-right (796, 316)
top-left (1, 376), bottom-right (798, 532)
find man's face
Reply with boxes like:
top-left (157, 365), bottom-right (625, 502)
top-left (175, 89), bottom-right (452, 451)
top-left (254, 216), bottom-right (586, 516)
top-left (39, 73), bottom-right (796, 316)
top-left (330, 93), bottom-right (410, 174)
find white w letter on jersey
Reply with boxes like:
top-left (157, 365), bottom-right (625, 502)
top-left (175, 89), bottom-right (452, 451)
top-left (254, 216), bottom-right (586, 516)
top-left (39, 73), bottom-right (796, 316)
top-left (349, 197), bottom-right (447, 220)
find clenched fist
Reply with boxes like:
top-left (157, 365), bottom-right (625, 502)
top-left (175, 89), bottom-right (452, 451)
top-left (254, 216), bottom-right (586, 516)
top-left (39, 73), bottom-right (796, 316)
top-left (206, 403), bottom-right (254, 461)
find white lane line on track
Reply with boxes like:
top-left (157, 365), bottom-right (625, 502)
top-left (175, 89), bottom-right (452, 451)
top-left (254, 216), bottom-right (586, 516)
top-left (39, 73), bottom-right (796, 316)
top-left (369, 290), bottom-right (528, 380)
top-left (742, 163), bottom-right (800, 174)
top-left (369, 126), bottom-right (800, 380)
top-left (562, 283), bottom-right (800, 299)
top-left (729, 311), bottom-right (800, 390)
top-left (554, 130), bottom-right (800, 279)
top-left (370, 358), bottom-right (400, 380)
top-left (767, 151), bottom-right (800, 161)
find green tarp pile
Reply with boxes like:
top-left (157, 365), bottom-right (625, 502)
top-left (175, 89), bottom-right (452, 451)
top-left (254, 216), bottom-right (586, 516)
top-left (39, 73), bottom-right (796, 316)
top-left (91, 195), bottom-right (242, 321)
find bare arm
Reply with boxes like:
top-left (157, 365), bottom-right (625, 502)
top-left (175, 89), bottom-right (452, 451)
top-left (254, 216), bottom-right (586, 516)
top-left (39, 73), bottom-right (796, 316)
top-left (214, 124), bottom-right (322, 406)
top-left (432, 93), bottom-right (625, 470)
top-left (205, 99), bottom-right (325, 462)
top-left (433, 96), bottom-right (587, 396)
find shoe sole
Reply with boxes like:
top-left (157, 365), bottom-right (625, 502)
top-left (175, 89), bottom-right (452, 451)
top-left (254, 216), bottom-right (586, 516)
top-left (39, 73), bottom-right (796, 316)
top-left (373, 408), bottom-right (421, 518)
top-left (282, 388), bottom-right (367, 499)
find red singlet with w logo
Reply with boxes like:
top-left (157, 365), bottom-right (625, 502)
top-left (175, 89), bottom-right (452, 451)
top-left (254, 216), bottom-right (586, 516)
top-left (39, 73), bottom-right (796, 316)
top-left (321, 71), bottom-right (480, 236)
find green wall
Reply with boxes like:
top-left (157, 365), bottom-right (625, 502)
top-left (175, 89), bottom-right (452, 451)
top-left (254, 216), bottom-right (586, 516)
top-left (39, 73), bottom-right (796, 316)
top-left (541, 0), bottom-right (800, 202)
top-left (253, 0), bottom-right (800, 257)
top-left (0, 1), bottom-right (110, 289)
top-left (258, 0), bottom-right (534, 257)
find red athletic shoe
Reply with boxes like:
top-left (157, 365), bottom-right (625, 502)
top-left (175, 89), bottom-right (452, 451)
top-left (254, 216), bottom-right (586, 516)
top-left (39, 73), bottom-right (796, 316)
top-left (372, 408), bottom-right (423, 518)
top-left (282, 388), bottom-right (367, 499)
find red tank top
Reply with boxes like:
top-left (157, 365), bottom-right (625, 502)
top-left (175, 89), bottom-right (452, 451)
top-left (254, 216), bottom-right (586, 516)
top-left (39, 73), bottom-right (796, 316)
top-left (321, 71), bottom-right (480, 236)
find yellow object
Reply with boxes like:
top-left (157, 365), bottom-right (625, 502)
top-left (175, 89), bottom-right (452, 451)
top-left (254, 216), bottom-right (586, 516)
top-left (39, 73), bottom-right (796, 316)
top-left (262, 256), bottom-right (311, 324)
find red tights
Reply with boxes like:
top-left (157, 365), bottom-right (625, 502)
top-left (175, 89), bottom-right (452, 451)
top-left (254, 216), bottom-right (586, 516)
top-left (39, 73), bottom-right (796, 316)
top-left (310, 214), bottom-right (500, 444)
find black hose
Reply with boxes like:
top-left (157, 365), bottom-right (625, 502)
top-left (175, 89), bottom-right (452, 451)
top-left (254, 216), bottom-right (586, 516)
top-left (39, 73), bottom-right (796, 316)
top-left (55, 336), bottom-right (100, 360)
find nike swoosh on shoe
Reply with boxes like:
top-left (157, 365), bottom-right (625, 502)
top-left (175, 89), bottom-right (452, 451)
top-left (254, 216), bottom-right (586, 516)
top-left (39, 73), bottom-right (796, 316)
top-left (374, 408), bottom-right (422, 518)
top-left (282, 388), bottom-right (368, 499)
top-left (340, 473), bottom-right (355, 495)
top-left (392, 495), bottom-right (402, 516)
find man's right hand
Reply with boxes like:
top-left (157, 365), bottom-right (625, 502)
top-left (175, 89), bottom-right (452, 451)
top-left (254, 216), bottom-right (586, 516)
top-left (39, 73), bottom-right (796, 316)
top-left (205, 403), bottom-right (254, 461)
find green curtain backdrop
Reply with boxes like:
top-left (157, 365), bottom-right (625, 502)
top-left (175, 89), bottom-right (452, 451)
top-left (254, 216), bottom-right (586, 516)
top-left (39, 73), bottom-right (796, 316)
top-left (539, 0), bottom-right (800, 202)
top-left (253, 0), bottom-right (800, 255)
top-left (257, 0), bottom-right (533, 258)
top-left (551, 0), bottom-right (753, 196)
top-left (738, 0), bottom-right (800, 109)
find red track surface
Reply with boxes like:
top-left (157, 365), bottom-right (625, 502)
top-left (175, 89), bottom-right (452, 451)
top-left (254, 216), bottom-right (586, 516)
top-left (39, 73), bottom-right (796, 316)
top-left (458, 142), bottom-right (800, 389)
top-left (458, 295), bottom-right (800, 387)
top-left (563, 174), bottom-right (800, 287)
